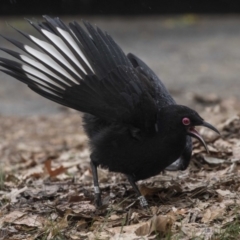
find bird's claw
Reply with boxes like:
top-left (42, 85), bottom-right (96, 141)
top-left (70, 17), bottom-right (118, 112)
top-left (138, 195), bottom-right (148, 208)
top-left (95, 193), bottom-right (102, 207)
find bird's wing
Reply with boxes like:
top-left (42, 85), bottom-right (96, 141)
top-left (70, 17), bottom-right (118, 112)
top-left (0, 16), bottom-right (158, 130)
top-left (127, 53), bottom-right (176, 109)
top-left (127, 54), bottom-right (194, 167)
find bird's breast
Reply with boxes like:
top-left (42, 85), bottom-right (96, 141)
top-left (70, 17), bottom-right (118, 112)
top-left (91, 125), bottom-right (187, 181)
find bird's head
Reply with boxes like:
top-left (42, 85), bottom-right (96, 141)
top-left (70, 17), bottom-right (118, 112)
top-left (158, 105), bottom-right (219, 153)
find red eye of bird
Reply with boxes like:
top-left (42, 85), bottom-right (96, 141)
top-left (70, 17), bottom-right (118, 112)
top-left (182, 117), bottom-right (190, 125)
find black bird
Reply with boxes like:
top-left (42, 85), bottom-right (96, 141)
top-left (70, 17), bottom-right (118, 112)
top-left (0, 16), bottom-right (219, 207)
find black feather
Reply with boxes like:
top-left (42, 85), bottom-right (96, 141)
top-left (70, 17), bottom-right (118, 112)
top-left (0, 16), bottom-right (218, 208)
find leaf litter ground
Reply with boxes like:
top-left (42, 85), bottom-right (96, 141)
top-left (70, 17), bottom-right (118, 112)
top-left (1, 97), bottom-right (240, 240)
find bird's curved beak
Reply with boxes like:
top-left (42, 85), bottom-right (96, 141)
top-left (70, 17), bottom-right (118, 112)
top-left (187, 121), bottom-right (219, 153)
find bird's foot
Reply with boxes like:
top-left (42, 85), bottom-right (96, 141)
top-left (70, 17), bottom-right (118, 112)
top-left (94, 186), bottom-right (102, 207)
top-left (138, 195), bottom-right (148, 208)
top-left (95, 193), bottom-right (102, 207)
top-left (165, 158), bottom-right (182, 171)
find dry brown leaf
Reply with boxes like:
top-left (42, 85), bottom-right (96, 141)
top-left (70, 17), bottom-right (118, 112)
top-left (3, 186), bottom-right (28, 203)
top-left (180, 223), bottom-right (220, 240)
top-left (203, 157), bottom-right (226, 165)
top-left (214, 139), bottom-right (233, 151)
top-left (107, 222), bottom-right (147, 236)
top-left (44, 159), bottom-right (66, 177)
top-left (111, 233), bottom-right (150, 240)
top-left (70, 202), bottom-right (96, 214)
top-left (216, 189), bottom-right (232, 197)
top-left (0, 210), bottom-right (25, 228)
top-left (219, 115), bottom-right (239, 130)
top-left (232, 145), bottom-right (240, 159)
top-left (201, 206), bottom-right (225, 223)
top-left (130, 212), bottom-right (139, 224)
top-left (68, 195), bottom-right (84, 203)
top-left (21, 165), bottom-right (44, 180)
top-left (11, 214), bottom-right (45, 227)
top-left (171, 207), bottom-right (187, 215)
top-left (24, 185), bottom-right (60, 200)
top-left (139, 185), bottom-right (160, 196)
top-left (108, 214), bottom-right (122, 221)
top-left (135, 214), bottom-right (175, 236)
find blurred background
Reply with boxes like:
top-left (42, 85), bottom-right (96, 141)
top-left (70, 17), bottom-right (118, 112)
top-left (0, 0), bottom-right (240, 115)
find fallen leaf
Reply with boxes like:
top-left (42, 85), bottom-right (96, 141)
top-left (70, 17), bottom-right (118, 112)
top-left (12, 214), bottom-right (45, 227)
top-left (0, 211), bottom-right (25, 228)
top-left (216, 189), bottom-right (232, 197)
top-left (181, 223), bottom-right (220, 240)
top-left (203, 157), bottom-right (226, 165)
top-left (3, 186), bottom-right (28, 203)
top-left (139, 185), bottom-right (160, 196)
top-left (232, 145), bottom-right (240, 159)
top-left (201, 206), bottom-right (225, 223)
top-left (135, 214), bottom-right (175, 236)
top-left (44, 159), bottom-right (66, 177)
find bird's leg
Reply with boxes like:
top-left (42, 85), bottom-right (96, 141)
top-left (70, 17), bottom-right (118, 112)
top-left (126, 174), bottom-right (148, 208)
top-left (90, 160), bottom-right (102, 207)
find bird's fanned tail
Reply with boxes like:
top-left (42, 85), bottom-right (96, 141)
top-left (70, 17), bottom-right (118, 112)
top-left (0, 16), bottom-right (159, 128)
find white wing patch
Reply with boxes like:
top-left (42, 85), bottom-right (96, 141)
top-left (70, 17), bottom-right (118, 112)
top-left (57, 27), bottom-right (94, 72)
top-left (22, 64), bottom-right (65, 89)
top-left (20, 55), bottom-right (69, 86)
top-left (29, 34), bottom-right (81, 79)
top-left (0, 17), bottom-right (128, 107)
top-left (24, 45), bottom-right (79, 84)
